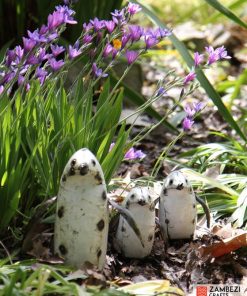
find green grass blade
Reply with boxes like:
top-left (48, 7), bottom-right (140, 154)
top-left (204, 0), bottom-right (247, 29)
top-left (133, 0), bottom-right (247, 142)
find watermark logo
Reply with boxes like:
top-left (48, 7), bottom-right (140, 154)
top-left (197, 286), bottom-right (207, 296)
top-left (195, 285), bottom-right (246, 296)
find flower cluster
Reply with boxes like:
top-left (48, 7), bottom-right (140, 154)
top-left (0, 5), bottom-right (77, 93)
top-left (183, 45), bottom-right (231, 85)
top-left (82, 5), bottom-right (171, 76)
top-left (182, 102), bottom-right (204, 131)
top-left (109, 143), bottom-right (146, 160)
top-left (0, 2), bottom-right (172, 94)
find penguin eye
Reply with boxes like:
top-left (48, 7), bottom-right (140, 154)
top-left (130, 194), bottom-right (135, 199)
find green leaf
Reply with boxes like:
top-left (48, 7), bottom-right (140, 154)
top-left (133, 0), bottom-right (247, 142)
top-left (204, 0), bottom-right (247, 29)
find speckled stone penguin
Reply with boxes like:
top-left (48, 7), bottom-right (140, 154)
top-left (54, 148), bottom-right (108, 270)
top-left (159, 171), bottom-right (197, 241)
top-left (115, 187), bottom-right (156, 258)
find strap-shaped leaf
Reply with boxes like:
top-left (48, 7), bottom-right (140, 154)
top-left (204, 0), bottom-right (247, 29)
top-left (133, 0), bottom-right (247, 142)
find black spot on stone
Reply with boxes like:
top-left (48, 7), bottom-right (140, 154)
top-left (91, 159), bottom-right (96, 166)
top-left (71, 159), bottom-right (76, 166)
top-left (148, 234), bottom-right (153, 241)
top-left (79, 164), bottom-right (89, 176)
top-left (163, 188), bottom-right (167, 196)
top-left (59, 244), bottom-right (67, 255)
top-left (57, 206), bottom-right (64, 218)
top-left (102, 191), bottom-right (107, 200)
top-left (62, 175), bottom-right (66, 182)
top-left (97, 219), bottom-right (105, 231)
top-left (193, 204), bottom-right (196, 208)
top-left (176, 183), bottom-right (184, 190)
top-left (165, 219), bottom-right (169, 224)
top-left (148, 195), bottom-right (151, 202)
top-left (97, 249), bottom-right (102, 258)
top-left (121, 226), bottom-right (126, 232)
top-left (126, 201), bottom-right (130, 209)
top-left (73, 230), bottom-right (79, 235)
top-left (138, 199), bottom-right (146, 206)
top-left (130, 194), bottom-right (135, 199)
top-left (95, 172), bottom-right (103, 184)
top-left (68, 167), bottom-right (75, 176)
top-left (169, 179), bottom-right (173, 186)
top-left (192, 218), bottom-right (195, 224)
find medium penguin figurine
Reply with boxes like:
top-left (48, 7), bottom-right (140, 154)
top-left (159, 171), bottom-right (197, 241)
top-left (115, 187), bottom-right (156, 258)
top-left (54, 148), bottom-right (108, 270)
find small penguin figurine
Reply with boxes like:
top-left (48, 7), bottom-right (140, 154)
top-left (54, 148), bottom-right (109, 270)
top-left (159, 171), bottom-right (197, 241)
top-left (115, 187), bottom-right (156, 258)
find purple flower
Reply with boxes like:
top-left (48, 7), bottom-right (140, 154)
top-left (111, 9), bottom-right (125, 25)
top-left (15, 46), bottom-right (24, 60)
top-left (90, 17), bottom-right (105, 31)
top-left (184, 71), bottom-right (196, 85)
top-left (193, 102), bottom-right (204, 112)
top-left (1, 71), bottom-right (16, 85)
top-left (26, 83), bottom-right (30, 92)
top-left (18, 74), bottom-right (25, 86)
top-left (26, 54), bottom-right (39, 65)
top-left (182, 117), bottom-right (194, 131)
top-left (129, 25), bottom-right (143, 42)
top-left (38, 48), bottom-right (50, 62)
top-left (155, 27), bottom-right (172, 39)
top-left (36, 67), bottom-right (48, 85)
top-left (205, 46), bottom-right (219, 65)
top-left (125, 50), bottom-right (139, 65)
top-left (112, 48), bottom-right (118, 60)
top-left (55, 5), bottom-right (77, 25)
top-left (47, 11), bottom-right (64, 30)
top-left (145, 36), bottom-right (158, 49)
top-left (92, 63), bottom-right (108, 78)
top-left (216, 46), bottom-right (231, 60)
top-left (109, 143), bottom-right (146, 160)
top-left (0, 85), bottom-right (4, 95)
top-left (133, 150), bottom-right (146, 159)
top-left (104, 20), bottom-right (115, 33)
top-left (109, 143), bottom-right (115, 151)
top-left (184, 105), bottom-right (195, 118)
top-left (51, 44), bottom-right (65, 56)
top-left (39, 25), bottom-right (48, 35)
top-left (28, 29), bottom-right (47, 43)
top-left (49, 58), bottom-right (64, 71)
top-left (157, 87), bottom-right (166, 96)
top-left (83, 22), bottom-right (93, 32)
top-left (127, 2), bottom-right (141, 15)
top-left (82, 34), bottom-right (93, 44)
top-left (103, 44), bottom-right (113, 58)
top-left (68, 44), bottom-right (82, 60)
top-left (124, 147), bottom-right (146, 160)
top-left (184, 102), bottom-right (204, 119)
top-left (205, 46), bottom-right (231, 65)
top-left (194, 52), bottom-right (204, 67)
top-left (121, 34), bottom-right (130, 49)
top-left (5, 49), bottom-right (16, 66)
top-left (22, 37), bottom-right (36, 52)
